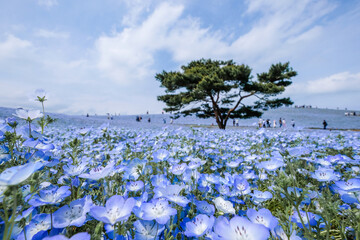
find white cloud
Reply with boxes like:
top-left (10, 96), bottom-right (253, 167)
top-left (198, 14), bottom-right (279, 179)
top-left (94, 0), bottom-right (337, 86)
top-left (120, 0), bottom-right (152, 27)
top-left (37, 0), bottom-right (58, 8)
top-left (95, 3), bottom-right (185, 85)
top-left (34, 29), bottom-right (69, 39)
top-left (230, 0), bottom-right (335, 65)
top-left (305, 72), bottom-right (360, 93)
top-left (0, 35), bottom-right (32, 60)
top-left (286, 26), bottom-right (323, 44)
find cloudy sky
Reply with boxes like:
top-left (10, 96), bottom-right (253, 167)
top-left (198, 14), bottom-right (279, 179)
top-left (0, 0), bottom-right (359, 115)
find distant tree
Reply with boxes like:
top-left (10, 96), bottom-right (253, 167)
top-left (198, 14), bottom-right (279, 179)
top-left (156, 59), bottom-right (297, 129)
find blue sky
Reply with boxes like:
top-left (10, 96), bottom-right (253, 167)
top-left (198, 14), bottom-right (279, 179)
top-left (0, 0), bottom-right (359, 115)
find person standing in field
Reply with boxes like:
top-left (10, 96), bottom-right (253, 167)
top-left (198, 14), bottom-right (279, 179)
top-left (273, 120), bottom-right (276, 128)
top-left (279, 118), bottom-right (282, 127)
top-left (323, 120), bottom-right (328, 129)
top-left (291, 119), bottom-right (295, 128)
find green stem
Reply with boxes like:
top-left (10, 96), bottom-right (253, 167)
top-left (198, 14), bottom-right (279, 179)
top-left (41, 101), bottom-right (45, 115)
top-left (28, 121), bottom-right (32, 138)
top-left (114, 222), bottom-right (117, 240)
top-left (294, 206), bottom-right (311, 238)
top-left (5, 189), bottom-right (18, 240)
top-left (50, 210), bottom-right (53, 231)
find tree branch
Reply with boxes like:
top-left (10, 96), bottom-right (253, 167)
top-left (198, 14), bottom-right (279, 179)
top-left (224, 91), bottom-right (255, 124)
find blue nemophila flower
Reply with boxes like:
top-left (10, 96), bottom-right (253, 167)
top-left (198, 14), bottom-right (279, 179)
top-left (257, 159), bottom-right (285, 171)
top-left (0, 161), bottom-right (43, 186)
top-left (204, 174), bottom-right (220, 185)
top-left (22, 138), bottom-right (55, 151)
top-left (287, 146), bottom-right (311, 157)
top-left (311, 168), bottom-right (339, 182)
top-left (141, 199), bottom-right (177, 224)
top-left (243, 170), bottom-right (257, 180)
top-left (78, 127), bottom-right (91, 136)
top-left (17, 213), bottom-right (51, 240)
top-left (246, 208), bottom-right (278, 230)
top-left (335, 178), bottom-right (360, 192)
top-left (133, 220), bottom-right (165, 240)
top-left (225, 158), bottom-right (242, 168)
top-left (182, 168), bottom-right (200, 184)
top-left (153, 184), bottom-right (184, 199)
top-left (166, 194), bottom-right (190, 207)
top-left (90, 195), bottom-right (135, 225)
top-left (325, 154), bottom-right (351, 164)
top-left (213, 197), bottom-right (235, 214)
top-left (153, 184), bottom-right (189, 207)
top-left (233, 176), bottom-right (250, 195)
top-left (184, 214), bottom-right (215, 237)
top-left (317, 158), bottom-right (332, 167)
top-left (53, 195), bottom-right (93, 228)
top-left (79, 161), bottom-right (114, 180)
top-left (339, 192), bottom-right (360, 204)
top-left (251, 190), bottom-right (273, 204)
top-left (187, 161), bottom-right (202, 170)
top-left (152, 149), bottom-right (170, 162)
top-left (274, 225), bottom-right (301, 240)
top-left (0, 145), bottom-right (10, 163)
top-left (63, 162), bottom-right (88, 177)
top-left (151, 174), bottom-right (170, 188)
top-left (221, 172), bottom-right (235, 186)
top-left (14, 206), bottom-right (36, 222)
top-left (214, 215), bottom-right (270, 240)
top-left (291, 210), bottom-right (318, 229)
top-left (126, 181), bottom-right (144, 192)
top-left (216, 184), bottom-right (230, 196)
top-left (196, 200), bottom-right (215, 216)
top-left (28, 185), bottom-right (71, 206)
top-left (43, 232), bottom-right (91, 240)
top-left (123, 158), bottom-right (146, 180)
top-left (171, 163), bottom-right (187, 175)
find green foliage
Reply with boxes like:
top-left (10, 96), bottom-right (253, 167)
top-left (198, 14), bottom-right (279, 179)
top-left (156, 59), bottom-right (297, 129)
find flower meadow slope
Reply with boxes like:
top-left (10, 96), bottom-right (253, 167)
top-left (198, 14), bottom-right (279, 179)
top-left (0, 116), bottom-right (360, 240)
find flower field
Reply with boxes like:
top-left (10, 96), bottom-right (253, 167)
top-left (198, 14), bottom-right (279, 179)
top-left (1, 110), bottom-right (360, 239)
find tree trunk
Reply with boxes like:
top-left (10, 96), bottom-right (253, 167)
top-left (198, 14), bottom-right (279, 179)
top-left (210, 95), bottom-right (227, 130)
top-left (215, 111), bottom-right (226, 129)
top-left (217, 121), bottom-right (226, 129)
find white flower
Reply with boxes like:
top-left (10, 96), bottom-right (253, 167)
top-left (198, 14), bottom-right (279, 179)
top-left (213, 197), bottom-right (235, 214)
top-left (13, 109), bottom-right (43, 121)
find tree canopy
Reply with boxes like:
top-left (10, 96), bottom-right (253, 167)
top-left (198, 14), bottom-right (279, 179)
top-left (156, 59), bottom-right (297, 129)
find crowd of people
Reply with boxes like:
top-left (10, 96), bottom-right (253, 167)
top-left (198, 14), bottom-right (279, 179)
top-left (255, 118), bottom-right (296, 128)
top-left (135, 114), bottom-right (173, 124)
